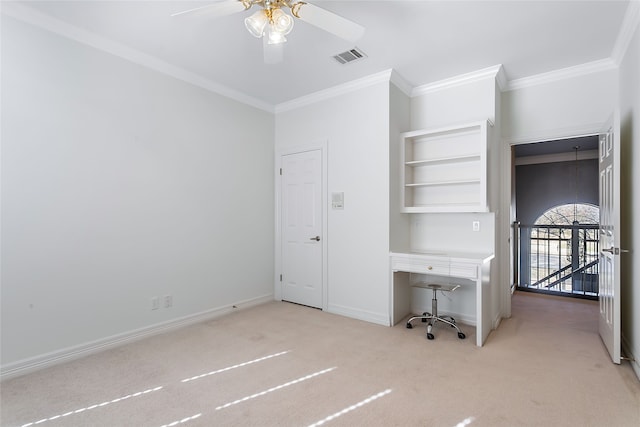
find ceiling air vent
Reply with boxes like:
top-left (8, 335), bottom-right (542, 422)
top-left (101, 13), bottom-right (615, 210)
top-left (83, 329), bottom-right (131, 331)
top-left (333, 47), bottom-right (367, 65)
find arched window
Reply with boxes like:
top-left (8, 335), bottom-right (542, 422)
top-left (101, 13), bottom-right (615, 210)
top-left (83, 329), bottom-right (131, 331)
top-left (534, 203), bottom-right (599, 226)
top-left (526, 203), bottom-right (600, 297)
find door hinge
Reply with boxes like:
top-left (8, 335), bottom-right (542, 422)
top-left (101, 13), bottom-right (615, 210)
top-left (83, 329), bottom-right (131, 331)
top-left (279, 168), bottom-right (282, 175)
top-left (280, 274), bottom-right (282, 282)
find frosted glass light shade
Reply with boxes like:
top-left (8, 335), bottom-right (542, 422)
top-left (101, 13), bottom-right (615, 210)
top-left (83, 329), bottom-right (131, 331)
top-left (271, 8), bottom-right (294, 35)
top-left (245, 10), bottom-right (268, 37)
top-left (267, 26), bottom-right (287, 45)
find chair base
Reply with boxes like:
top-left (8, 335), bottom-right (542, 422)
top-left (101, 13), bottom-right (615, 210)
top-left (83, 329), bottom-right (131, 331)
top-left (406, 312), bottom-right (466, 340)
top-left (405, 283), bottom-right (466, 340)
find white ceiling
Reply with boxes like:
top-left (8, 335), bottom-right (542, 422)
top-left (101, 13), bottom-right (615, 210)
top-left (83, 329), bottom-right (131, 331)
top-left (6, 1), bottom-right (632, 107)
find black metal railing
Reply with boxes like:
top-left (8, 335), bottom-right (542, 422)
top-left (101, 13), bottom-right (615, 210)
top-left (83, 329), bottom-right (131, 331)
top-left (514, 223), bottom-right (599, 298)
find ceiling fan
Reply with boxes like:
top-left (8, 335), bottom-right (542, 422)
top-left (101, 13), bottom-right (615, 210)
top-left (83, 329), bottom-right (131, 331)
top-left (172, 0), bottom-right (365, 63)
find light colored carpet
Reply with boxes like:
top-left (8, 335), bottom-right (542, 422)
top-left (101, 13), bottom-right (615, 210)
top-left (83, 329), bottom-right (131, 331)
top-left (1, 291), bottom-right (639, 427)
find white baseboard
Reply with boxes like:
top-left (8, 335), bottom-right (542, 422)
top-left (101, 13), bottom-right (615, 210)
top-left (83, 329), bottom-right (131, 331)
top-left (0, 294), bottom-right (274, 381)
top-left (443, 311), bottom-right (476, 327)
top-left (326, 304), bottom-right (389, 327)
top-left (621, 334), bottom-right (640, 382)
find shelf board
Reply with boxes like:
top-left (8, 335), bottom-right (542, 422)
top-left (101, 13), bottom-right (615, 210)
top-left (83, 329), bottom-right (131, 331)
top-left (405, 179), bottom-right (481, 188)
top-left (402, 120), bottom-right (487, 140)
top-left (402, 204), bottom-right (489, 213)
top-left (405, 154), bottom-right (481, 167)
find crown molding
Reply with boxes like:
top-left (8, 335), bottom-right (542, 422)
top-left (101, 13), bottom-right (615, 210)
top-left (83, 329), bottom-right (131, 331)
top-left (1, 2), bottom-right (274, 113)
top-left (495, 64), bottom-right (508, 92)
top-left (389, 69), bottom-right (413, 97)
top-left (411, 64), bottom-right (503, 97)
top-left (505, 58), bottom-right (617, 92)
top-left (611, 0), bottom-right (640, 65)
top-left (391, 70), bottom-right (413, 96)
top-left (274, 69), bottom-right (393, 113)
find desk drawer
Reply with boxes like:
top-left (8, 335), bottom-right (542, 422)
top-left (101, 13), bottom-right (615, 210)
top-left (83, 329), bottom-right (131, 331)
top-left (414, 261), bottom-right (449, 276)
top-left (391, 255), bottom-right (449, 275)
top-left (450, 263), bottom-right (478, 280)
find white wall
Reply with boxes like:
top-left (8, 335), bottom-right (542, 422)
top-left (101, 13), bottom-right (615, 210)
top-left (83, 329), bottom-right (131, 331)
top-left (502, 68), bottom-right (618, 143)
top-left (411, 79), bottom-right (497, 130)
top-left (275, 83), bottom-right (391, 325)
top-left (619, 18), bottom-right (640, 379)
top-left (1, 17), bottom-right (275, 371)
top-left (389, 83), bottom-right (411, 253)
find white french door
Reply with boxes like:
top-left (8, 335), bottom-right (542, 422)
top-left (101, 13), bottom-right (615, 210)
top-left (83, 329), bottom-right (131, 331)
top-left (280, 149), bottom-right (323, 308)
top-left (598, 114), bottom-right (621, 364)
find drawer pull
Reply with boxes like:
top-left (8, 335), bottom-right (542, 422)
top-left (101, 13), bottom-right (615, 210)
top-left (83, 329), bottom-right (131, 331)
top-left (428, 266), bottom-right (433, 270)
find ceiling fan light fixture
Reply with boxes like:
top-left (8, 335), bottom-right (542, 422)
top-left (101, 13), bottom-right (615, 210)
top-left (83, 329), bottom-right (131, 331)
top-left (173, 0), bottom-right (365, 62)
top-left (271, 8), bottom-right (294, 35)
top-left (267, 26), bottom-right (287, 45)
top-left (244, 9), bottom-right (268, 37)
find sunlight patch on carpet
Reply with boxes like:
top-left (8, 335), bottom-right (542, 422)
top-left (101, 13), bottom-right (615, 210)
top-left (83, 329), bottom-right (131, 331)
top-left (19, 386), bottom-right (163, 427)
top-left (215, 367), bottom-right (336, 410)
top-left (181, 350), bottom-right (290, 383)
top-left (159, 413), bottom-right (202, 427)
top-left (454, 416), bottom-right (476, 426)
top-left (307, 389), bottom-right (392, 426)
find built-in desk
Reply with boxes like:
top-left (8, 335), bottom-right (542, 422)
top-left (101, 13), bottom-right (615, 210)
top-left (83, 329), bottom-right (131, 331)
top-left (390, 251), bottom-right (494, 346)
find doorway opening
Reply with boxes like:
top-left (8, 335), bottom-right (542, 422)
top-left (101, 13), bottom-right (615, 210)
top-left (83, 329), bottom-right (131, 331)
top-left (512, 135), bottom-right (600, 300)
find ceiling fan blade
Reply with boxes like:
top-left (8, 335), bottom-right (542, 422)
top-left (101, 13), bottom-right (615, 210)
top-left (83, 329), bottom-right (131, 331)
top-left (171, 0), bottom-right (247, 18)
top-left (263, 37), bottom-right (284, 64)
top-left (294, 2), bottom-right (365, 43)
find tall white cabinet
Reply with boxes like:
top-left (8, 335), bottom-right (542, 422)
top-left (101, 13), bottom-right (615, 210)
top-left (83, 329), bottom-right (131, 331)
top-left (400, 120), bottom-right (490, 213)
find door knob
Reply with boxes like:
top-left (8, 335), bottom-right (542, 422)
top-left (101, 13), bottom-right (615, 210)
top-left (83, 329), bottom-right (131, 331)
top-left (602, 247), bottom-right (629, 255)
top-left (310, 236), bottom-right (320, 241)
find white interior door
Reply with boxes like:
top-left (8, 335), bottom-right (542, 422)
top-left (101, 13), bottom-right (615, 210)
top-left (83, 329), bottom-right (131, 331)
top-left (598, 115), bottom-right (621, 364)
top-left (281, 149), bottom-right (323, 308)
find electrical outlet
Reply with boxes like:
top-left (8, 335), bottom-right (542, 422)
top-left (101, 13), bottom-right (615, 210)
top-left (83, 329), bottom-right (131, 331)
top-left (151, 297), bottom-right (159, 310)
top-left (164, 295), bottom-right (173, 308)
top-left (472, 221), bottom-right (480, 232)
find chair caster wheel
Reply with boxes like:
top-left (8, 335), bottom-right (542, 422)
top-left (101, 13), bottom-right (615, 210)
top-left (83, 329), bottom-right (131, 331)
top-left (406, 323), bottom-right (413, 329)
top-left (427, 333), bottom-right (435, 340)
top-left (458, 332), bottom-right (466, 339)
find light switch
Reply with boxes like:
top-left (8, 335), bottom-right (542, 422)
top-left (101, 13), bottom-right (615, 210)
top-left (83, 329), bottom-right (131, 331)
top-left (332, 192), bottom-right (344, 209)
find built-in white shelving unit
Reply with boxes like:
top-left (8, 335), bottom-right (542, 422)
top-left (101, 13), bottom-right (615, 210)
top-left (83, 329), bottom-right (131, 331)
top-left (401, 120), bottom-right (490, 213)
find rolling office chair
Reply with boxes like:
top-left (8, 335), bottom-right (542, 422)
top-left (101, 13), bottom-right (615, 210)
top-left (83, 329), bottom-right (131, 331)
top-left (406, 283), bottom-right (466, 340)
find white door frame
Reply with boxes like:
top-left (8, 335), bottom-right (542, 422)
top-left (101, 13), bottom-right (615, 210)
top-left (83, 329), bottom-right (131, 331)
top-left (274, 141), bottom-right (328, 310)
top-left (500, 123), bottom-right (606, 319)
